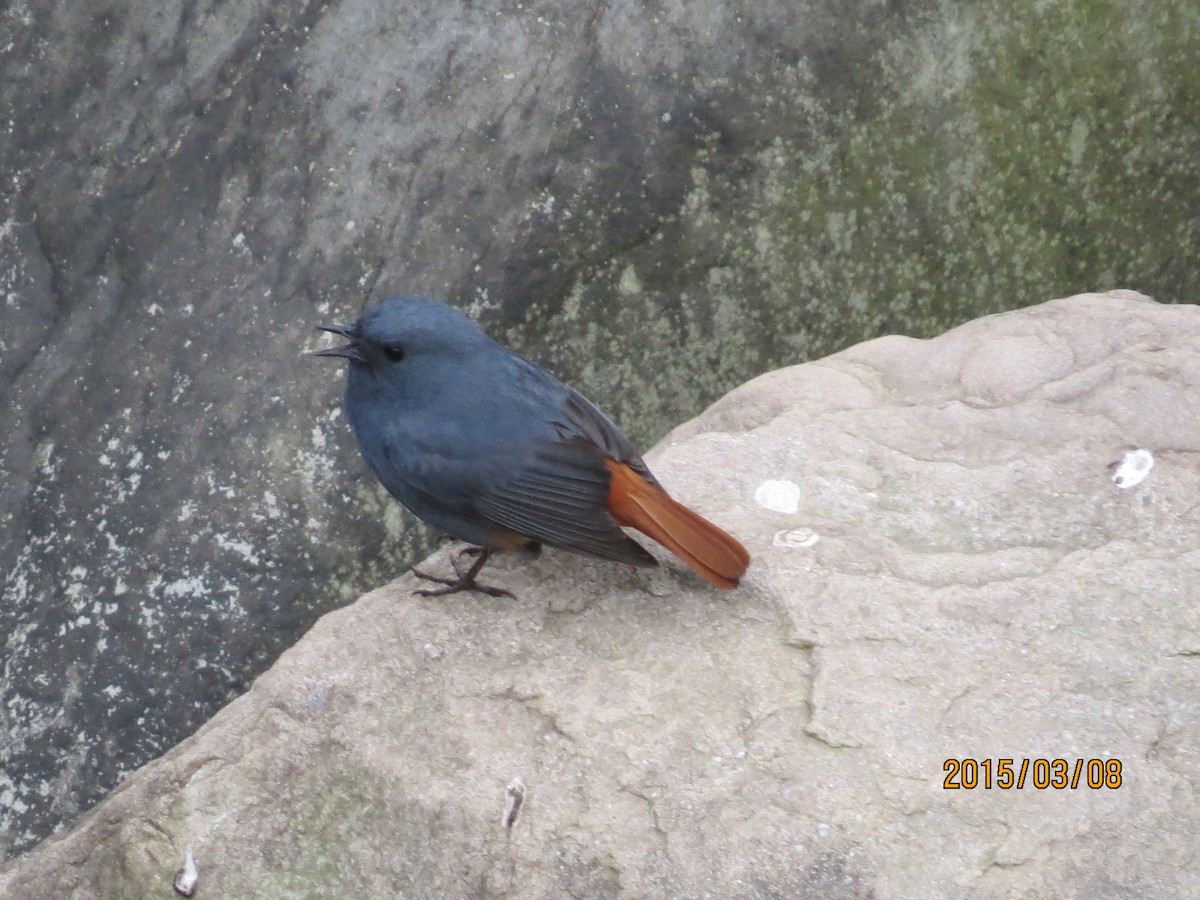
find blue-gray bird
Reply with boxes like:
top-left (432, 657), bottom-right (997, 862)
top-left (315, 297), bottom-right (749, 596)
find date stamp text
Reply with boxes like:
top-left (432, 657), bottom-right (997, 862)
top-left (943, 758), bottom-right (1123, 790)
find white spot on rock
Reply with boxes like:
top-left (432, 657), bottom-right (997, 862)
top-left (36, 442), bottom-right (58, 477)
top-left (774, 528), bottom-right (819, 549)
top-left (215, 534), bottom-right (260, 566)
top-left (755, 479), bottom-right (801, 514)
top-left (383, 504), bottom-right (405, 540)
top-left (1111, 449), bottom-right (1154, 489)
top-left (173, 848), bottom-right (199, 897)
top-left (164, 576), bottom-right (208, 599)
top-left (618, 265), bottom-right (642, 295)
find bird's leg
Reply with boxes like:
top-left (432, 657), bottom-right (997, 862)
top-left (411, 547), bottom-right (515, 599)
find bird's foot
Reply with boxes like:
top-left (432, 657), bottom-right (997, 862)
top-left (410, 569), bottom-right (514, 598)
top-left (411, 547), bottom-right (515, 599)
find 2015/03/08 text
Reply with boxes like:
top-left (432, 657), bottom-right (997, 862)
top-left (943, 758), bottom-right (1122, 790)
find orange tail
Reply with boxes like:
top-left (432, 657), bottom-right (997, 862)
top-left (604, 459), bottom-right (750, 589)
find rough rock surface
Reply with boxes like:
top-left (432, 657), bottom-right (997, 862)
top-left (3, 291), bottom-right (1198, 898)
top-left (4, 0), bottom-right (1200, 856)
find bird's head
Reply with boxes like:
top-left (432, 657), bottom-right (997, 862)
top-left (313, 296), bottom-right (492, 377)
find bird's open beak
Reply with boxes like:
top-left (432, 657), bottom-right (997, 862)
top-left (312, 323), bottom-right (365, 362)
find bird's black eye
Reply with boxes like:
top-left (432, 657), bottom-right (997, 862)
top-left (383, 345), bottom-right (405, 363)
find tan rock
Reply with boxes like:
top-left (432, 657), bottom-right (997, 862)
top-left (4, 290), bottom-right (1198, 898)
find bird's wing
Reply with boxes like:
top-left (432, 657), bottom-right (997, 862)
top-left (474, 436), bottom-right (658, 566)
top-left (469, 375), bottom-right (664, 564)
top-left (553, 388), bottom-right (662, 489)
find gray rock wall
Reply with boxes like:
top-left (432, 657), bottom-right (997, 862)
top-left (3, 0), bottom-right (1198, 858)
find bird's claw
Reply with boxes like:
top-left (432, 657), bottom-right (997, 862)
top-left (409, 547), bottom-right (515, 598)
top-left (411, 571), bottom-right (514, 599)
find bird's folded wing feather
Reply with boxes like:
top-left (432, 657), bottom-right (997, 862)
top-left (474, 438), bottom-right (657, 566)
top-left (555, 388), bottom-right (661, 488)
